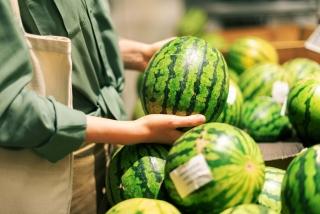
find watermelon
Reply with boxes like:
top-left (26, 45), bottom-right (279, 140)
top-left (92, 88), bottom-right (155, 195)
top-left (281, 145), bottom-right (320, 214)
top-left (136, 73), bottom-right (144, 94)
top-left (283, 58), bottom-right (320, 83)
top-left (227, 37), bottom-right (278, 74)
top-left (239, 63), bottom-right (291, 102)
top-left (241, 96), bottom-right (292, 142)
top-left (106, 198), bottom-right (180, 214)
top-left (106, 144), bottom-right (168, 205)
top-left (257, 167), bottom-right (285, 213)
top-left (164, 123), bottom-right (265, 213)
top-left (220, 204), bottom-right (277, 214)
top-left (217, 79), bottom-right (243, 127)
top-left (228, 68), bottom-right (240, 84)
top-left (287, 79), bottom-right (320, 146)
top-left (141, 36), bottom-right (229, 122)
top-left (177, 8), bottom-right (207, 36)
top-left (132, 98), bottom-right (145, 119)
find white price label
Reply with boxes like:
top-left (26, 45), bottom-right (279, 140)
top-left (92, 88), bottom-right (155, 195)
top-left (272, 81), bottom-right (289, 104)
top-left (169, 154), bottom-right (213, 198)
top-left (305, 25), bottom-right (320, 53)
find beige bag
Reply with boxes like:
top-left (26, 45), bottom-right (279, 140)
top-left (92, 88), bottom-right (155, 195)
top-left (0, 1), bottom-right (74, 214)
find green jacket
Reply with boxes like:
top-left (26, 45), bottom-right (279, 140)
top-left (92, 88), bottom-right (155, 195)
top-left (0, 0), bottom-right (126, 163)
top-left (19, 0), bottom-right (126, 119)
top-left (0, 1), bottom-right (86, 162)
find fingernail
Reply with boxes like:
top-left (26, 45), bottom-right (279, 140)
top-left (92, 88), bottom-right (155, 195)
top-left (195, 114), bottom-right (206, 121)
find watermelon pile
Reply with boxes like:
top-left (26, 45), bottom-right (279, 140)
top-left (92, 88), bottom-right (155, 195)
top-left (257, 167), bottom-right (285, 212)
top-left (281, 145), bottom-right (320, 214)
top-left (283, 58), bottom-right (320, 84)
top-left (241, 96), bottom-right (292, 142)
top-left (164, 123), bottom-right (265, 213)
top-left (217, 79), bottom-right (243, 127)
top-left (227, 37), bottom-right (278, 75)
top-left (108, 34), bottom-right (320, 214)
top-left (106, 144), bottom-right (168, 205)
top-left (239, 63), bottom-right (291, 101)
top-left (287, 79), bottom-right (320, 146)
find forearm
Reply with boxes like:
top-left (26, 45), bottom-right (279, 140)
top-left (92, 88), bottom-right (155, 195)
top-left (85, 115), bottom-right (145, 145)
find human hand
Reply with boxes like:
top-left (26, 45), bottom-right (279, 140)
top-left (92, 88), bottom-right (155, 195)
top-left (119, 38), bottom-right (175, 71)
top-left (134, 114), bottom-right (206, 144)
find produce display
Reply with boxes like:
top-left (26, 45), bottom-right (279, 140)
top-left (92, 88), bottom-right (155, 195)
top-left (281, 146), bottom-right (320, 214)
top-left (106, 198), bottom-right (181, 214)
top-left (164, 123), bottom-right (265, 213)
top-left (239, 63), bottom-right (290, 101)
top-left (141, 36), bottom-right (229, 123)
top-left (106, 144), bottom-right (168, 205)
top-left (241, 96), bottom-right (292, 142)
top-left (227, 37), bottom-right (278, 74)
top-left (283, 58), bottom-right (320, 83)
top-left (257, 167), bottom-right (285, 213)
top-left (122, 22), bottom-right (320, 212)
top-left (287, 79), bottom-right (320, 146)
top-left (217, 79), bottom-right (243, 127)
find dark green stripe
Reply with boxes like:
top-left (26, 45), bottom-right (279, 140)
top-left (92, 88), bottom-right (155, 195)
top-left (171, 39), bottom-right (197, 114)
top-left (161, 38), bottom-right (189, 114)
top-left (141, 40), bottom-right (175, 113)
top-left (208, 55), bottom-right (228, 122)
top-left (201, 49), bottom-right (220, 115)
top-left (186, 42), bottom-right (208, 115)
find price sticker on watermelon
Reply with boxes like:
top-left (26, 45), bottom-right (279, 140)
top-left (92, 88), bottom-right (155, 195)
top-left (169, 154), bottom-right (213, 198)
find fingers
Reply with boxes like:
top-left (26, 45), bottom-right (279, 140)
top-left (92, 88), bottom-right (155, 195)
top-left (161, 130), bottom-right (184, 144)
top-left (169, 114), bottom-right (206, 128)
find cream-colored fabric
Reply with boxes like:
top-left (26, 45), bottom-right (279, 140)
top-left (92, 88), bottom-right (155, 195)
top-left (0, 1), bottom-right (73, 214)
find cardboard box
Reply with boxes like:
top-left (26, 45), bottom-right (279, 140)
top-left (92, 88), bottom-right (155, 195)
top-left (258, 142), bottom-right (304, 170)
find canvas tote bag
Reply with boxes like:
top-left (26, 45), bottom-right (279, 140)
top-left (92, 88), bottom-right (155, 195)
top-left (0, 1), bottom-right (74, 213)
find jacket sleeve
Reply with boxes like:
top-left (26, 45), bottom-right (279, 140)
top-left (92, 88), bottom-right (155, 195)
top-left (0, 1), bottom-right (87, 163)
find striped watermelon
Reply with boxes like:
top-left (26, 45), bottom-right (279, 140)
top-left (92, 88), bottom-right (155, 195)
top-left (132, 98), bottom-right (145, 119)
top-left (227, 37), bottom-right (278, 74)
top-left (239, 63), bottom-right (291, 101)
top-left (287, 79), bottom-right (320, 146)
top-left (221, 204), bottom-right (277, 214)
top-left (241, 96), bottom-right (292, 142)
top-left (164, 123), bottom-right (265, 213)
top-left (217, 79), bottom-right (243, 127)
top-left (106, 198), bottom-right (181, 214)
top-left (141, 36), bottom-right (229, 123)
top-left (106, 144), bottom-right (168, 205)
top-left (281, 145), bottom-right (320, 214)
top-left (283, 58), bottom-right (320, 83)
top-left (228, 68), bottom-right (240, 84)
top-left (257, 167), bottom-right (285, 213)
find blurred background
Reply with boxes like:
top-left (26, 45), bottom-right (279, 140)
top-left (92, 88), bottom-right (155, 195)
top-left (109, 0), bottom-right (320, 118)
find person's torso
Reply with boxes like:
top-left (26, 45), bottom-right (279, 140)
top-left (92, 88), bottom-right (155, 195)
top-left (19, 0), bottom-right (126, 119)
